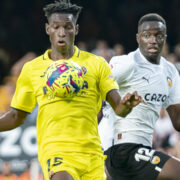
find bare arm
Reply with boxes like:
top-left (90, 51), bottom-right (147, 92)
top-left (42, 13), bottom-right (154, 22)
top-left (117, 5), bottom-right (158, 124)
top-left (97, 108), bottom-right (103, 124)
top-left (0, 108), bottom-right (28, 131)
top-left (107, 89), bottom-right (145, 117)
top-left (97, 101), bottom-right (106, 124)
top-left (167, 104), bottom-right (180, 131)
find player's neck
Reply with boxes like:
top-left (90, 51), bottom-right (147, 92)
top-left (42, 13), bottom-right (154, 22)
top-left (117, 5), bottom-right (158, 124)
top-left (147, 55), bottom-right (161, 65)
top-left (50, 46), bottom-right (74, 60)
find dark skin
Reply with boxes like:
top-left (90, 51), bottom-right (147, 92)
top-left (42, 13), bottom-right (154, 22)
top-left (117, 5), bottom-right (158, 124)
top-left (45, 13), bottom-right (79, 60)
top-left (137, 21), bottom-right (180, 180)
top-left (0, 13), bottom-right (144, 180)
top-left (136, 21), bottom-right (167, 64)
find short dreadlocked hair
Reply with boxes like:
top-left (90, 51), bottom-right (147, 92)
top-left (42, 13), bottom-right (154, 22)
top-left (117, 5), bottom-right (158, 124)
top-left (138, 13), bottom-right (166, 28)
top-left (43, 0), bottom-right (82, 22)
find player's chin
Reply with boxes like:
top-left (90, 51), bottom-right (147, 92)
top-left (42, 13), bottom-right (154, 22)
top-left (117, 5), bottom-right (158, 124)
top-left (149, 53), bottom-right (159, 58)
top-left (56, 43), bottom-right (68, 50)
top-left (147, 51), bottom-right (160, 58)
top-left (147, 54), bottom-right (160, 63)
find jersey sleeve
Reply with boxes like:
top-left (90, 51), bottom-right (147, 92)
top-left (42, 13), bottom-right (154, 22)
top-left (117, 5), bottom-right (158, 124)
top-left (98, 57), bottom-right (119, 100)
top-left (164, 67), bottom-right (180, 108)
top-left (11, 63), bottom-right (37, 113)
top-left (109, 55), bottom-right (134, 85)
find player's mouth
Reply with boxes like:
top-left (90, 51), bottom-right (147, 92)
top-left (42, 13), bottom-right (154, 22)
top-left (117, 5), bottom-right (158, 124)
top-left (57, 40), bottom-right (66, 46)
top-left (147, 47), bottom-right (158, 53)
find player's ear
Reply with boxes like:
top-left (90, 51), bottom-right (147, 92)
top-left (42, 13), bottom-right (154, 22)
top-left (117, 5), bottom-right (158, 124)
top-left (75, 24), bottom-right (79, 35)
top-left (45, 23), bottom-right (50, 35)
top-left (136, 33), bottom-right (140, 44)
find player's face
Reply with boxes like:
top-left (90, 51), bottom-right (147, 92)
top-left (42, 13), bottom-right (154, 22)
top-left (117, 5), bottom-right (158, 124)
top-left (136, 21), bottom-right (167, 64)
top-left (46, 13), bottom-right (79, 54)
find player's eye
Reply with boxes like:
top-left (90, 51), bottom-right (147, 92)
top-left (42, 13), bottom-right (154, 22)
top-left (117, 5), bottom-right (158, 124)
top-left (143, 33), bottom-right (150, 39)
top-left (66, 25), bottom-right (73, 30)
top-left (156, 34), bottom-right (165, 41)
top-left (53, 25), bottom-right (59, 29)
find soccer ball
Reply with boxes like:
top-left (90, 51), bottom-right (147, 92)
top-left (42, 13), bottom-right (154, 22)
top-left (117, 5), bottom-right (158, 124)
top-left (45, 60), bottom-right (84, 98)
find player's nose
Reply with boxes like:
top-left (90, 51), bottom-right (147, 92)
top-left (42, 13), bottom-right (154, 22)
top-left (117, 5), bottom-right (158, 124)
top-left (58, 27), bottom-right (66, 37)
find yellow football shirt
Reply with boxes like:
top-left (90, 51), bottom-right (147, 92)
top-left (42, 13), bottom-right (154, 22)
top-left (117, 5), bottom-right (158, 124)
top-left (11, 46), bottom-right (118, 163)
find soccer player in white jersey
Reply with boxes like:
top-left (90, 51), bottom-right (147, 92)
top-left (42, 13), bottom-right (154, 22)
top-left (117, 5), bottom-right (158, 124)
top-left (104, 13), bottom-right (180, 180)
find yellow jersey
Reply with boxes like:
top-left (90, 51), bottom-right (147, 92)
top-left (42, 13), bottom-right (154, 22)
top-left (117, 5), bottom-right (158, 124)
top-left (11, 46), bottom-right (118, 163)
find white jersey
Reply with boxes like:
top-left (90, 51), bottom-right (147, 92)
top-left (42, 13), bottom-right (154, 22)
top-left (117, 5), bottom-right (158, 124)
top-left (109, 49), bottom-right (180, 147)
top-left (98, 102), bottom-right (116, 151)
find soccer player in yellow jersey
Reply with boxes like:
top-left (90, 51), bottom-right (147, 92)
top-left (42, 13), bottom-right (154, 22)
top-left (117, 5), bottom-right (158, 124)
top-left (0, 1), bottom-right (145, 180)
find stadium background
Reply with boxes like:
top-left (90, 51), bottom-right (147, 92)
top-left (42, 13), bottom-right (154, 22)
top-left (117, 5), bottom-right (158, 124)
top-left (0, 0), bottom-right (180, 66)
top-left (0, 0), bottom-right (180, 179)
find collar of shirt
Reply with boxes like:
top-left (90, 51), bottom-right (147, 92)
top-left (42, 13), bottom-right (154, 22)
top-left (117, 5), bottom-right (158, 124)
top-left (43, 46), bottom-right (80, 61)
top-left (134, 48), bottom-right (164, 68)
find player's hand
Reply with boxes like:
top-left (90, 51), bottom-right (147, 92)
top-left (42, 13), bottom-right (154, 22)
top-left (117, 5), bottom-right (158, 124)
top-left (121, 91), bottom-right (146, 107)
top-left (117, 91), bottom-right (146, 117)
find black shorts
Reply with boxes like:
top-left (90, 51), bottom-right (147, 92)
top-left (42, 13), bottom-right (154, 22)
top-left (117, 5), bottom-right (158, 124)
top-left (105, 143), bottom-right (171, 180)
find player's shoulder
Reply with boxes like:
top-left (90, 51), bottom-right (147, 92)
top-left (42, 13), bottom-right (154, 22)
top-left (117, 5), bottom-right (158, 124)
top-left (110, 52), bottom-right (135, 67)
top-left (109, 52), bottom-right (135, 72)
top-left (161, 57), bottom-right (178, 74)
top-left (110, 55), bottom-right (127, 64)
top-left (79, 49), bottom-right (106, 63)
top-left (28, 54), bottom-right (44, 64)
top-left (110, 54), bottom-right (128, 63)
top-left (109, 52), bottom-right (136, 83)
top-left (21, 54), bottom-right (44, 70)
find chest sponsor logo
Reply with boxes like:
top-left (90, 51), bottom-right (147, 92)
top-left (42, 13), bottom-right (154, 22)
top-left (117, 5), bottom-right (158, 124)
top-left (144, 93), bottom-right (168, 102)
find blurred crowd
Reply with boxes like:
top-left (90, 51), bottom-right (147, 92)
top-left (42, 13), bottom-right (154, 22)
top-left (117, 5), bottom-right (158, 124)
top-left (0, 0), bottom-right (180, 65)
top-left (0, 160), bottom-right (44, 180)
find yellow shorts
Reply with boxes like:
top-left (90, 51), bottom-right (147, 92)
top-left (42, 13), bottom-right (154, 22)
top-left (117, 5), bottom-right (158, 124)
top-left (41, 152), bottom-right (106, 180)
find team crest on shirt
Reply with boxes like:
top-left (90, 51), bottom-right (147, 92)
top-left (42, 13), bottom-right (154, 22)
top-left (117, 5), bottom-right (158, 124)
top-left (110, 64), bottom-right (114, 69)
top-left (151, 156), bottom-right (161, 164)
top-left (167, 76), bottom-right (172, 88)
